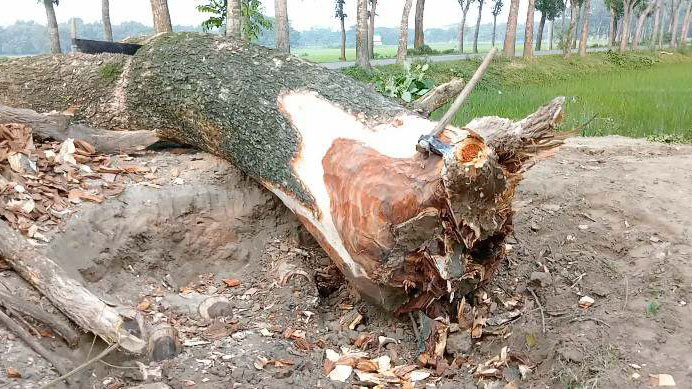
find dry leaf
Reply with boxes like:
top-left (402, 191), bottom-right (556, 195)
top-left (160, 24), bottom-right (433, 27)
top-left (222, 278), bottom-right (241, 287)
top-left (649, 374), bottom-right (676, 386)
top-left (327, 364), bottom-right (352, 382)
top-left (578, 295), bottom-right (595, 308)
top-left (355, 359), bottom-right (378, 373)
top-left (6, 367), bottom-right (21, 379)
top-left (136, 298), bottom-right (151, 311)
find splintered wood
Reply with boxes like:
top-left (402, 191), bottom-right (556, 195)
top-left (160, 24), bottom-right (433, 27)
top-left (0, 122), bottom-right (149, 241)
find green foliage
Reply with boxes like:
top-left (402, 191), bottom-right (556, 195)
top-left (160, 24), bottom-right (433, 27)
top-left (491, 0), bottom-right (504, 16)
top-left (373, 63), bottom-right (435, 103)
top-left (647, 133), bottom-right (691, 144)
top-left (99, 62), bottom-right (123, 83)
top-left (604, 50), bottom-right (656, 69)
top-left (407, 44), bottom-right (456, 56)
top-left (335, 0), bottom-right (347, 19)
top-left (645, 300), bottom-right (660, 316)
top-left (536, 0), bottom-right (565, 20)
top-left (196, 0), bottom-right (272, 41)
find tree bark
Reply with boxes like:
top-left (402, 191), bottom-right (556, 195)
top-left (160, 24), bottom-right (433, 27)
top-left (340, 16), bottom-right (347, 61)
top-left (226, 0), bottom-right (242, 38)
top-left (102, 0), bottom-right (114, 42)
top-left (609, 6), bottom-right (618, 46)
top-left (43, 0), bottom-right (62, 54)
top-left (412, 79), bottom-right (466, 116)
top-left (524, 0), bottom-right (536, 57)
top-left (368, 0), bottom-right (378, 59)
top-left (564, 1), bottom-right (579, 57)
top-left (504, 0), bottom-right (521, 56)
top-left (356, 0), bottom-right (371, 69)
top-left (679, 0), bottom-right (692, 47)
top-left (620, 1), bottom-right (633, 52)
top-left (0, 34), bottom-right (568, 314)
top-left (573, 3), bottom-right (581, 48)
top-left (414, 0), bottom-right (426, 48)
top-left (397, 0), bottom-right (414, 64)
top-left (473, 0), bottom-right (485, 53)
top-left (492, 14), bottom-right (498, 47)
top-left (579, 0), bottom-right (591, 56)
top-left (670, 0), bottom-right (681, 45)
top-left (458, 2), bottom-right (471, 54)
top-left (549, 18), bottom-right (555, 49)
top-left (275, 0), bottom-right (290, 52)
top-left (634, 0), bottom-right (656, 48)
top-left (652, 0), bottom-right (663, 48)
top-left (0, 221), bottom-right (146, 353)
top-left (536, 12), bottom-right (547, 51)
top-left (150, 0), bottom-right (173, 33)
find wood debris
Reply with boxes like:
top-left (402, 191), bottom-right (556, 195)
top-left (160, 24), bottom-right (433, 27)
top-left (0, 122), bottom-right (148, 240)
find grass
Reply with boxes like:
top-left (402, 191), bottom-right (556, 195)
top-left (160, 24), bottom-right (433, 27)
top-left (293, 42), bottom-right (525, 63)
top-left (345, 50), bottom-right (692, 141)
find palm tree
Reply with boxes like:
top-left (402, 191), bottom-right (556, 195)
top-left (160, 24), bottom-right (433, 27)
top-left (42, 0), bottom-right (61, 54)
top-left (275, 0), bottom-right (290, 52)
top-left (396, 0), bottom-right (415, 64)
top-left (150, 0), bottom-right (173, 33)
top-left (102, 0), bottom-right (113, 42)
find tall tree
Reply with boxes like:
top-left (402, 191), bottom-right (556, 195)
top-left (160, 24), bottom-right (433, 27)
top-left (457, 0), bottom-right (474, 53)
top-left (356, 0), bottom-right (371, 69)
top-left (335, 0), bottom-right (347, 61)
top-left (274, 0), bottom-right (290, 52)
top-left (503, 0), bottom-right (520, 56)
top-left (634, 1), bottom-right (656, 48)
top-left (619, 0), bottom-right (640, 51)
top-left (605, 0), bottom-right (623, 46)
top-left (368, 0), bottom-right (378, 59)
top-left (564, 0), bottom-right (580, 57)
top-left (473, 0), bottom-right (485, 53)
top-left (102, 0), bottom-right (113, 42)
top-left (536, 0), bottom-right (564, 50)
top-left (524, 0), bottom-right (536, 56)
top-left (150, 0), bottom-right (173, 33)
top-left (670, 0), bottom-right (682, 45)
top-left (396, 0), bottom-right (414, 64)
top-left (227, 0), bottom-right (242, 38)
top-left (578, 0), bottom-right (591, 55)
top-left (651, 0), bottom-right (663, 48)
top-left (414, 0), bottom-right (426, 48)
top-left (42, 0), bottom-right (61, 54)
top-left (679, 0), bottom-right (692, 47)
top-left (491, 0), bottom-right (504, 47)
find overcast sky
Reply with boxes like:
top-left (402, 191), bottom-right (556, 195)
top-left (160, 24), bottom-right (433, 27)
top-left (1, 0), bottom-right (533, 31)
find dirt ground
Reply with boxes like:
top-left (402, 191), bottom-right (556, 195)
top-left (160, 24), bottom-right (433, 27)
top-left (1, 136), bottom-right (691, 388)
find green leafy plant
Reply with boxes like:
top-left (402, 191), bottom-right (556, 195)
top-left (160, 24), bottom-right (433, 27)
top-left (196, 0), bottom-right (272, 41)
top-left (374, 63), bottom-right (435, 103)
top-left (99, 63), bottom-right (123, 83)
top-left (645, 300), bottom-right (660, 316)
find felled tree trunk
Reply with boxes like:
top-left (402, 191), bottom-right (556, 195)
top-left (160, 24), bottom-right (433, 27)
top-left (0, 33), bottom-right (567, 314)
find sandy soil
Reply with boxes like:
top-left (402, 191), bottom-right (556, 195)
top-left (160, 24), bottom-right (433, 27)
top-left (1, 136), bottom-right (691, 388)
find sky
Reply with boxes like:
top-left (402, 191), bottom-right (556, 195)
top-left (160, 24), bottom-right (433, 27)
top-left (0, 0), bottom-right (532, 31)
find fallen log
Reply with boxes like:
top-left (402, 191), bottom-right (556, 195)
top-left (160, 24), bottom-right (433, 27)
top-left (412, 79), bottom-right (466, 117)
top-left (0, 33), bottom-right (567, 315)
top-left (0, 221), bottom-right (146, 353)
top-left (0, 104), bottom-right (160, 154)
